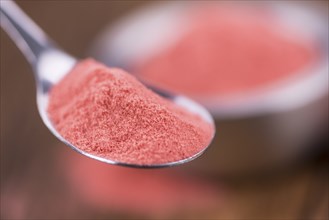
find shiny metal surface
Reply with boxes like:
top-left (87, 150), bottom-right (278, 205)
top-left (0, 0), bottom-right (215, 168)
top-left (90, 1), bottom-right (328, 174)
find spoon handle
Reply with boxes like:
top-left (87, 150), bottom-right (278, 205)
top-left (0, 0), bottom-right (52, 64)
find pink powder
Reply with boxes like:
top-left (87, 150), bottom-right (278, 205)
top-left (60, 148), bottom-right (221, 216)
top-left (136, 6), bottom-right (317, 99)
top-left (47, 59), bottom-right (213, 165)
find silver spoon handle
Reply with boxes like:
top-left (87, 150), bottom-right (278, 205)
top-left (0, 0), bottom-right (52, 64)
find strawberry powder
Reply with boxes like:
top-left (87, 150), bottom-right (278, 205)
top-left (47, 59), bottom-right (213, 165)
top-left (136, 6), bottom-right (317, 99)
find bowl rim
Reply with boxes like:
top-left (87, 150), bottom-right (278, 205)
top-left (90, 1), bottom-right (328, 118)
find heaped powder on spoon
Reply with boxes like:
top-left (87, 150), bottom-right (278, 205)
top-left (47, 59), bottom-right (213, 165)
top-left (135, 5), bottom-right (317, 99)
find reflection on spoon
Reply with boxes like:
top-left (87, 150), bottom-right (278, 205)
top-left (0, 0), bottom-right (215, 168)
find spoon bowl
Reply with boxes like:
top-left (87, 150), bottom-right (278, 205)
top-left (0, 0), bottom-right (215, 168)
top-left (89, 1), bottom-right (328, 175)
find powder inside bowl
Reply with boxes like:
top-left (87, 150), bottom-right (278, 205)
top-left (135, 5), bottom-right (317, 99)
top-left (47, 59), bottom-right (213, 165)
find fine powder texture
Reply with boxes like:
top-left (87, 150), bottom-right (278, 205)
top-left (48, 59), bottom-right (213, 165)
top-left (136, 6), bottom-right (317, 98)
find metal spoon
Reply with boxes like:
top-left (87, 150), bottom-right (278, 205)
top-left (0, 0), bottom-right (215, 168)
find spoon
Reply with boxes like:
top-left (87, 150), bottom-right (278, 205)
top-left (0, 0), bottom-right (215, 168)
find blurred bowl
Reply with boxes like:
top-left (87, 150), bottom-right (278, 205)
top-left (89, 1), bottom-right (328, 176)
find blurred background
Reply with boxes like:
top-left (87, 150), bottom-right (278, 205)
top-left (1, 1), bottom-right (328, 219)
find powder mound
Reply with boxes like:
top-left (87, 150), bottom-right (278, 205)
top-left (48, 59), bottom-right (213, 165)
top-left (136, 5), bottom-right (317, 98)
